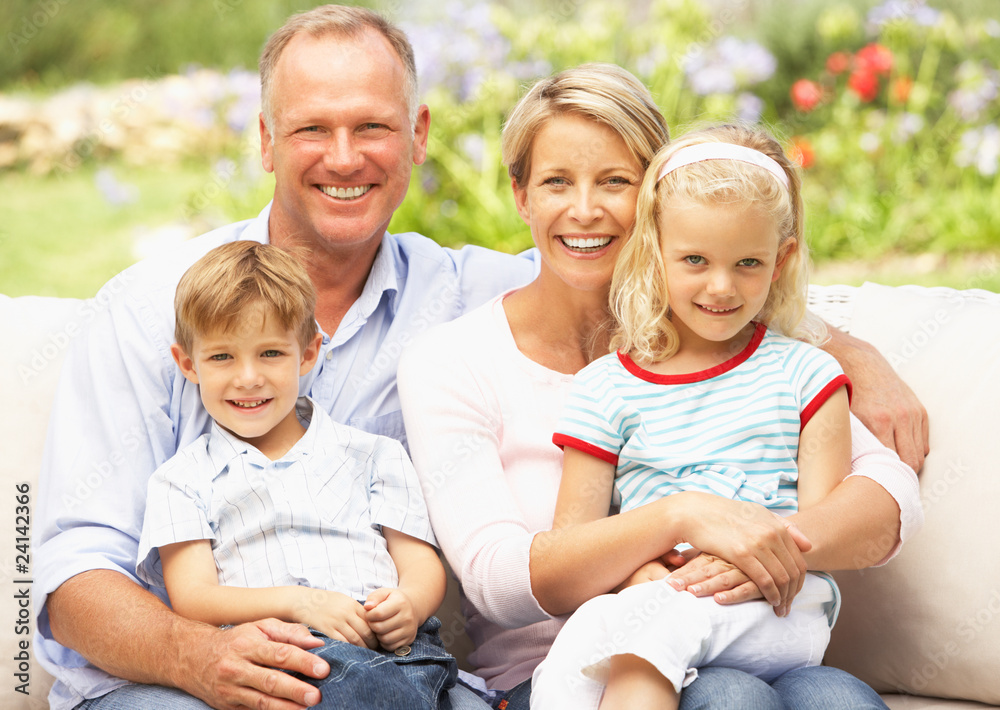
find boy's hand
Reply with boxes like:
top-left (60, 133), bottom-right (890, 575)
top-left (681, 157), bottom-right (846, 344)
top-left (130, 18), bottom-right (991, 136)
top-left (363, 588), bottom-right (418, 651)
top-left (292, 588), bottom-right (378, 650)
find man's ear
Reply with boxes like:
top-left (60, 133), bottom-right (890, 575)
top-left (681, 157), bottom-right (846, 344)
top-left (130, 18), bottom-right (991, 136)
top-left (299, 333), bottom-right (323, 376)
top-left (170, 343), bottom-right (200, 385)
top-left (259, 113), bottom-right (275, 174)
top-left (772, 238), bottom-right (798, 283)
top-left (411, 104), bottom-right (431, 166)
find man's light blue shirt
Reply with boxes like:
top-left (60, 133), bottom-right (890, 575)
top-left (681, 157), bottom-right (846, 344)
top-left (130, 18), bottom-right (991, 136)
top-left (34, 203), bottom-right (537, 710)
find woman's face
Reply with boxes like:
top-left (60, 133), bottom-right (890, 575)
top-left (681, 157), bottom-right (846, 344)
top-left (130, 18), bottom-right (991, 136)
top-left (512, 113), bottom-right (643, 295)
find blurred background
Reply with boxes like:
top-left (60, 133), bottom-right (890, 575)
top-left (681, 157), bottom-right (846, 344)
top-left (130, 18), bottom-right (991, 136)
top-left (1, 0), bottom-right (998, 297)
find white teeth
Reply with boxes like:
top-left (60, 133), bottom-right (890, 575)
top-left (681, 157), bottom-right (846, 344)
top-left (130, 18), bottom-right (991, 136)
top-left (701, 305), bottom-right (736, 313)
top-left (232, 400), bottom-right (266, 408)
top-left (561, 236), bottom-right (612, 250)
top-left (320, 185), bottom-right (371, 200)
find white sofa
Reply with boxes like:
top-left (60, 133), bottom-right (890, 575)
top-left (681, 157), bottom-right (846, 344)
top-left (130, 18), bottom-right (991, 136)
top-left (3, 283), bottom-right (999, 709)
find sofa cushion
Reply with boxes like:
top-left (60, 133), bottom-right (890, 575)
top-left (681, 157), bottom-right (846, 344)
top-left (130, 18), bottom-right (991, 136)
top-left (824, 283), bottom-right (1000, 706)
top-left (2, 295), bottom-right (85, 708)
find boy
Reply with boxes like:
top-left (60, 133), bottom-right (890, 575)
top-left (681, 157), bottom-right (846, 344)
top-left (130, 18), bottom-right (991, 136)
top-left (136, 241), bottom-right (456, 709)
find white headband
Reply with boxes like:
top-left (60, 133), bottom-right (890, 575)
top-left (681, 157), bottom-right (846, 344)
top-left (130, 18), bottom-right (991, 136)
top-left (656, 142), bottom-right (790, 190)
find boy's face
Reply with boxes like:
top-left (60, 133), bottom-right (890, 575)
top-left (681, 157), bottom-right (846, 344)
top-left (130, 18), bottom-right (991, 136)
top-left (171, 312), bottom-right (322, 458)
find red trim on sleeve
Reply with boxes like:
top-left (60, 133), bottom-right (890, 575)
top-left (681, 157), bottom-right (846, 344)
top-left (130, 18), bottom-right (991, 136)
top-left (552, 433), bottom-right (620, 466)
top-left (800, 374), bottom-right (852, 430)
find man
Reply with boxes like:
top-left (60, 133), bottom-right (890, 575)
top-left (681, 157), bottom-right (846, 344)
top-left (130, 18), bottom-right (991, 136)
top-left (35, 5), bottom-right (927, 710)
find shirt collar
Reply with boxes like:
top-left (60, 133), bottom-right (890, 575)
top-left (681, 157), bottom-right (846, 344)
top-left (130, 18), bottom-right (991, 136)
top-left (205, 396), bottom-right (320, 477)
top-left (258, 201), bottom-right (403, 322)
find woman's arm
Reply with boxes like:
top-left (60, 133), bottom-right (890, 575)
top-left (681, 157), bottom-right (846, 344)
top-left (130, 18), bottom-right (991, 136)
top-left (160, 540), bottom-right (378, 649)
top-left (822, 325), bottom-right (929, 472)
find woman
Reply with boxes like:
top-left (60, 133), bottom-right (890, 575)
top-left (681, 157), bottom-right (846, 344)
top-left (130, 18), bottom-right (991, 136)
top-left (398, 63), bottom-right (921, 710)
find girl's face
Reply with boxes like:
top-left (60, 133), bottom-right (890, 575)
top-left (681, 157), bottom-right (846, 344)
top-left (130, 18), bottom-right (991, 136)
top-left (512, 113), bottom-right (643, 295)
top-left (658, 197), bottom-right (795, 355)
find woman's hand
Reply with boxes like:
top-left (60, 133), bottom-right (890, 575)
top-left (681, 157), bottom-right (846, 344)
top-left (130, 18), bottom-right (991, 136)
top-left (671, 493), bottom-right (812, 614)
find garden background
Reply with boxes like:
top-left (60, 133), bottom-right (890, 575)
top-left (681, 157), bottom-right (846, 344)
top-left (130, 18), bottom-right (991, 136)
top-left (2, 0), bottom-right (998, 298)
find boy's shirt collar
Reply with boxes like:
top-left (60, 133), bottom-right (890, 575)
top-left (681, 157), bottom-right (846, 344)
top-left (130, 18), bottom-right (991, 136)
top-left (206, 396), bottom-right (318, 476)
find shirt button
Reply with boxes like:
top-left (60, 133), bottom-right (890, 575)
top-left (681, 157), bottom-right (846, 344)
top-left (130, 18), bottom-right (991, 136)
top-left (288, 528), bottom-right (299, 537)
top-left (394, 645), bottom-right (411, 657)
top-left (325, 350), bottom-right (334, 360)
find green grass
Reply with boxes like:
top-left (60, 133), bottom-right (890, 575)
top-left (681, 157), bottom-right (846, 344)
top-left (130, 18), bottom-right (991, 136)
top-left (2, 164), bottom-right (997, 299)
top-left (0, 162), bottom-right (269, 298)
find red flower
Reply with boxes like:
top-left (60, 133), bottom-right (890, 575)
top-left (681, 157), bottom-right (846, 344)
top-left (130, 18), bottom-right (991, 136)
top-left (848, 71), bottom-right (880, 102)
top-left (790, 79), bottom-right (823, 112)
top-left (789, 137), bottom-right (815, 169)
top-left (855, 43), bottom-right (893, 76)
top-left (826, 52), bottom-right (850, 75)
top-left (891, 76), bottom-right (913, 103)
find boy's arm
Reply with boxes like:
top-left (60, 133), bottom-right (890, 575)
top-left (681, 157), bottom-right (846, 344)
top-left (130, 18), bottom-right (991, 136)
top-left (160, 540), bottom-right (378, 649)
top-left (822, 324), bottom-right (929, 472)
top-left (364, 528), bottom-right (446, 650)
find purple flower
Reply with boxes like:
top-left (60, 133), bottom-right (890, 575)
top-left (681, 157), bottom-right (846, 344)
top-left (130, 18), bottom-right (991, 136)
top-left (955, 124), bottom-right (1000, 176)
top-left (947, 61), bottom-right (999, 122)
top-left (684, 37), bottom-right (776, 96)
top-left (95, 168), bottom-right (138, 207)
top-left (735, 93), bottom-right (765, 124)
top-left (867, 0), bottom-right (942, 30)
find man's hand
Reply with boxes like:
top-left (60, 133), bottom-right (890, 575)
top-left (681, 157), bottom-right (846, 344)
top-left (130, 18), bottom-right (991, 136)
top-left (823, 326), bottom-right (929, 471)
top-left (364, 587), bottom-right (419, 651)
top-left (184, 619), bottom-right (329, 710)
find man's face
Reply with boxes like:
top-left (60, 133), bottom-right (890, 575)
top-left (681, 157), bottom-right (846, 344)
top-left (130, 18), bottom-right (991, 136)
top-left (260, 30), bottom-right (429, 258)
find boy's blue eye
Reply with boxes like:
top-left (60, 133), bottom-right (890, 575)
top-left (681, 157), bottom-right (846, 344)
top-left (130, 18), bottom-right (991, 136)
top-left (262, 350), bottom-right (282, 358)
top-left (209, 354), bottom-right (230, 361)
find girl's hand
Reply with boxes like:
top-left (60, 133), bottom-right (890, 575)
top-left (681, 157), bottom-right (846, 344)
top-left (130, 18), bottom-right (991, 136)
top-left (364, 588), bottom-right (418, 651)
top-left (667, 552), bottom-right (773, 605)
top-left (292, 588), bottom-right (378, 649)
top-left (675, 493), bottom-right (811, 613)
top-left (612, 559), bottom-right (672, 592)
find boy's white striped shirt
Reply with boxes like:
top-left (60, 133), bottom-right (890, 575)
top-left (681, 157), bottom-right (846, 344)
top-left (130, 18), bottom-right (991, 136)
top-left (554, 324), bottom-right (850, 515)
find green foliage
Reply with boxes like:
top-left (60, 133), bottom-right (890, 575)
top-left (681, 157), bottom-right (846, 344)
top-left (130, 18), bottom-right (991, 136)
top-left (2, 0), bottom-right (998, 298)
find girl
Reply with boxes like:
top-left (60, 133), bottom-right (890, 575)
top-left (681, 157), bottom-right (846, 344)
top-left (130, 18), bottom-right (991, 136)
top-left (530, 124), bottom-right (853, 710)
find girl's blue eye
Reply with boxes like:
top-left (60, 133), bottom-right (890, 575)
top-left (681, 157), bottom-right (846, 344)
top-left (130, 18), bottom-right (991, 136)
top-left (738, 258), bottom-right (761, 267)
top-left (685, 255), bottom-right (706, 265)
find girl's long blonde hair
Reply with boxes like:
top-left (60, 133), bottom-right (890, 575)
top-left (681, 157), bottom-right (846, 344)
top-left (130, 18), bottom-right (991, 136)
top-left (610, 124), bottom-right (827, 363)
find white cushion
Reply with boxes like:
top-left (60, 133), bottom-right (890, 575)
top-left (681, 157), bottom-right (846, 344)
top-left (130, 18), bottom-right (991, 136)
top-left (825, 283), bottom-right (1000, 706)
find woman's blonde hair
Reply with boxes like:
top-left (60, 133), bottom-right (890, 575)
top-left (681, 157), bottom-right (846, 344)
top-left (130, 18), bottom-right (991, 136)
top-left (611, 123), bottom-right (826, 363)
top-left (501, 63), bottom-right (669, 187)
top-left (174, 241), bottom-right (318, 355)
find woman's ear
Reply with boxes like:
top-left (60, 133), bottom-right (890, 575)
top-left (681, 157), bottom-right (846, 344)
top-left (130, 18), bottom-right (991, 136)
top-left (170, 343), bottom-right (200, 384)
top-left (512, 177), bottom-right (531, 225)
top-left (772, 238), bottom-right (798, 283)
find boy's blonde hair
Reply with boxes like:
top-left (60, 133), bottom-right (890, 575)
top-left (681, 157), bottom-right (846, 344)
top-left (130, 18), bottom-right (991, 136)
top-left (501, 63), bottom-right (669, 187)
top-left (611, 123), bottom-right (827, 363)
top-left (174, 241), bottom-right (318, 354)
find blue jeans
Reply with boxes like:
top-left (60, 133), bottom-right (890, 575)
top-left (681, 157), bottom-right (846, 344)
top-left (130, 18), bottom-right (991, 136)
top-left (495, 665), bottom-right (888, 710)
top-left (77, 617), bottom-right (482, 710)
